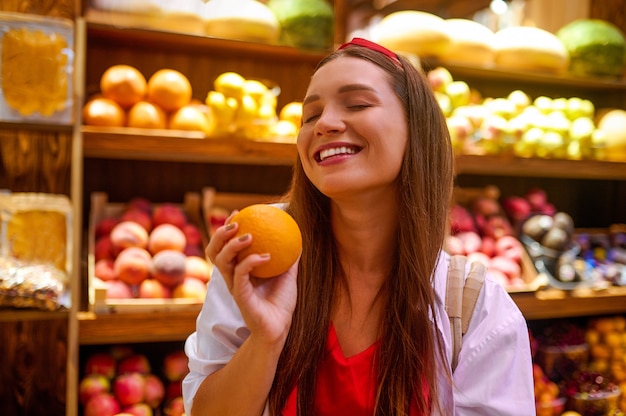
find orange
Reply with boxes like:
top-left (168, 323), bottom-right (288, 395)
top-left (230, 204), bottom-right (302, 278)
top-left (127, 101), bottom-right (167, 129)
top-left (100, 64), bottom-right (147, 108)
top-left (82, 97), bottom-right (126, 127)
top-left (147, 69), bottom-right (192, 112)
top-left (169, 104), bottom-right (214, 134)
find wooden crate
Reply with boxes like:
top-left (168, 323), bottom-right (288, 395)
top-left (88, 192), bottom-right (209, 314)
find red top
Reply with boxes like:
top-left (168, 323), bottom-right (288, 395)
top-left (281, 324), bottom-right (428, 415)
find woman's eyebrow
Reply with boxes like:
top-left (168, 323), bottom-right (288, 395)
top-left (303, 84), bottom-right (377, 106)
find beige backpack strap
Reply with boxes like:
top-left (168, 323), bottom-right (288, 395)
top-left (446, 255), bottom-right (466, 372)
top-left (461, 261), bottom-right (487, 335)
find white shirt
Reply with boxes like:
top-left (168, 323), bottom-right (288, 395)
top-left (183, 252), bottom-right (536, 415)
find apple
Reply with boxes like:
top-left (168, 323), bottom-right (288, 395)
top-left (96, 217), bottom-right (121, 239)
top-left (164, 396), bottom-right (185, 416)
top-left (466, 251), bottom-right (491, 268)
top-left (481, 215), bottom-right (513, 239)
top-left (495, 235), bottom-right (525, 263)
top-left (487, 269), bottom-right (509, 287)
top-left (427, 66), bottom-right (453, 92)
top-left (456, 231), bottom-right (482, 254)
top-left (501, 196), bottom-right (532, 223)
top-left (524, 188), bottom-right (548, 212)
top-left (507, 89), bottom-right (531, 112)
top-left (471, 197), bottom-right (501, 217)
top-left (444, 234), bottom-right (464, 256)
top-left (152, 204), bottom-right (187, 229)
top-left (128, 197), bottom-right (152, 214)
top-left (449, 204), bottom-right (476, 234)
top-left (105, 280), bottom-right (134, 299)
top-left (143, 374), bottom-right (165, 408)
top-left (444, 80), bottom-right (471, 109)
top-left (85, 352), bottom-right (117, 380)
top-left (490, 255), bottom-right (521, 280)
top-left (121, 403), bottom-right (153, 416)
top-left (113, 373), bottom-right (145, 407)
top-left (117, 354), bottom-right (151, 375)
top-left (121, 209), bottom-right (153, 232)
top-left (479, 235), bottom-right (496, 258)
top-left (164, 350), bottom-right (189, 382)
top-left (80, 374), bottom-right (111, 405)
top-left (84, 392), bottom-right (120, 416)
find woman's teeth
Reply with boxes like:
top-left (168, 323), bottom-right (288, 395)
top-left (319, 146), bottom-right (357, 161)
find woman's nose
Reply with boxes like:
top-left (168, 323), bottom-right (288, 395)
top-left (314, 108), bottom-right (345, 136)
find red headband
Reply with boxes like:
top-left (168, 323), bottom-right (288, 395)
top-left (338, 37), bottom-right (401, 65)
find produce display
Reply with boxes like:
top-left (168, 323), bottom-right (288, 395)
top-left (427, 66), bottom-right (611, 161)
top-left (266, 0), bottom-right (335, 51)
top-left (92, 196), bottom-right (212, 303)
top-left (79, 346), bottom-right (188, 416)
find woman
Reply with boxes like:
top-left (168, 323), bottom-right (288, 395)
top-left (183, 38), bottom-right (534, 415)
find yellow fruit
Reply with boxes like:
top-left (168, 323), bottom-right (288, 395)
top-left (147, 69), bottom-right (192, 112)
top-left (83, 97), bottom-right (126, 127)
top-left (230, 204), bottom-right (302, 278)
top-left (243, 79), bottom-right (269, 106)
top-left (270, 120), bottom-right (298, 142)
top-left (100, 64), bottom-right (147, 108)
top-left (214, 72), bottom-right (246, 100)
top-left (236, 94), bottom-right (258, 124)
top-left (127, 101), bottom-right (167, 129)
top-left (206, 90), bottom-right (238, 124)
top-left (279, 101), bottom-right (303, 127)
top-left (168, 104), bottom-right (214, 134)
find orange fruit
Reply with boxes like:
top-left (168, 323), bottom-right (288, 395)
top-left (147, 69), bottom-right (192, 112)
top-left (83, 97), bottom-right (126, 127)
top-left (127, 101), bottom-right (167, 129)
top-left (100, 64), bottom-right (147, 108)
top-left (168, 104), bottom-right (214, 134)
top-left (230, 204), bottom-right (302, 278)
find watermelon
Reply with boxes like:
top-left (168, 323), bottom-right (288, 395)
top-left (556, 19), bottom-right (626, 78)
top-left (266, 0), bottom-right (334, 51)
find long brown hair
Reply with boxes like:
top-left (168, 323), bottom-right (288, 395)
top-left (269, 44), bottom-right (455, 415)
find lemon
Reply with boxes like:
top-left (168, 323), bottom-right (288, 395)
top-left (236, 94), bottom-right (259, 124)
top-left (214, 72), bottom-right (246, 100)
top-left (279, 101), bottom-right (303, 127)
top-left (243, 79), bottom-right (269, 106)
top-left (206, 90), bottom-right (237, 124)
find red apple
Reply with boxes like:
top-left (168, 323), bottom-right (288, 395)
top-left (152, 204), bottom-right (187, 229)
top-left (163, 350), bottom-right (189, 382)
top-left (490, 255), bottom-right (521, 280)
top-left (144, 374), bottom-right (165, 408)
top-left (481, 215), bottom-right (513, 239)
top-left (181, 223), bottom-right (202, 247)
top-left (164, 396), bottom-right (185, 416)
top-left (479, 235), bottom-right (496, 258)
top-left (84, 392), bottom-right (121, 416)
top-left (501, 196), bottom-right (532, 222)
top-left (495, 235), bottom-right (525, 263)
top-left (449, 204), bottom-right (476, 234)
top-left (96, 217), bottom-right (121, 239)
top-left (113, 373), bottom-right (145, 407)
top-left (165, 380), bottom-right (182, 401)
top-left (456, 231), bottom-right (482, 254)
top-left (117, 354), bottom-right (151, 375)
top-left (121, 403), bottom-right (153, 416)
top-left (128, 197), bottom-right (152, 214)
top-left (85, 352), bottom-right (117, 380)
top-left (471, 197), bottom-right (501, 217)
top-left (80, 374), bottom-right (111, 405)
top-left (95, 236), bottom-right (115, 262)
top-left (525, 188), bottom-right (548, 212)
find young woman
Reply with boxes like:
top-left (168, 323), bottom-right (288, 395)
top-left (183, 38), bottom-right (535, 415)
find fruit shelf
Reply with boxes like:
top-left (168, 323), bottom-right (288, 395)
top-left (76, 287), bottom-right (626, 345)
top-left (82, 126), bottom-right (626, 180)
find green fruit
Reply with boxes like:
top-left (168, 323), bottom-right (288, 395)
top-left (266, 0), bottom-right (334, 51)
top-left (556, 19), bottom-right (626, 77)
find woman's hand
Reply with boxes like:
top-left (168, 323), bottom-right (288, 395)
top-left (206, 213), bottom-right (298, 346)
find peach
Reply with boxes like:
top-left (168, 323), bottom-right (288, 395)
top-left (151, 250), bottom-right (187, 287)
top-left (105, 279), bottom-right (134, 299)
top-left (148, 224), bottom-right (186, 254)
top-left (172, 277), bottom-right (207, 300)
top-left (94, 258), bottom-right (116, 281)
top-left (138, 278), bottom-right (171, 299)
top-left (95, 236), bottom-right (115, 261)
top-left (114, 247), bottom-right (152, 286)
top-left (110, 221), bottom-right (149, 253)
top-left (121, 209), bottom-right (153, 232)
top-left (152, 204), bottom-right (187, 229)
top-left (184, 256), bottom-right (212, 283)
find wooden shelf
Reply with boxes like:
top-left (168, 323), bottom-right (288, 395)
top-left (78, 309), bottom-right (199, 345)
top-left (511, 287), bottom-right (626, 320)
top-left (82, 126), bottom-right (297, 165)
top-left (0, 309), bottom-right (69, 322)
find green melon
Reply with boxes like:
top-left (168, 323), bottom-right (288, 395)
top-left (556, 19), bottom-right (626, 78)
top-left (266, 0), bottom-right (334, 51)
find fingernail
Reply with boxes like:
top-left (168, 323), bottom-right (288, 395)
top-left (259, 253), bottom-right (270, 259)
top-left (225, 222), bottom-right (236, 231)
top-left (238, 233), bottom-right (250, 242)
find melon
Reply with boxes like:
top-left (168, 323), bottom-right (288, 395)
top-left (596, 109), bottom-right (626, 161)
top-left (372, 10), bottom-right (450, 58)
top-left (202, 0), bottom-right (280, 44)
top-left (556, 19), bottom-right (626, 78)
top-left (266, 0), bottom-right (334, 51)
top-left (492, 26), bottom-right (569, 74)
top-left (440, 18), bottom-right (495, 67)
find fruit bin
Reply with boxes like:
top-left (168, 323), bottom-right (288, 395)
top-left (450, 186), bottom-right (545, 292)
top-left (88, 191), bottom-right (210, 314)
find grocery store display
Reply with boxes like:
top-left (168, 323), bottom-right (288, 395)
top-left (596, 109), bottom-right (626, 161)
top-left (90, 193), bottom-right (212, 309)
top-left (427, 66), bottom-right (607, 160)
top-left (556, 19), bottom-right (626, 78)
top-left (80, 346), bottom-right (188, 416)
top-left (574, 225), bottom-right (626, 287)
top-left (438, 18), bottom-right (495, 67)
top-left (229, 204), bottom-right (302, 278)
